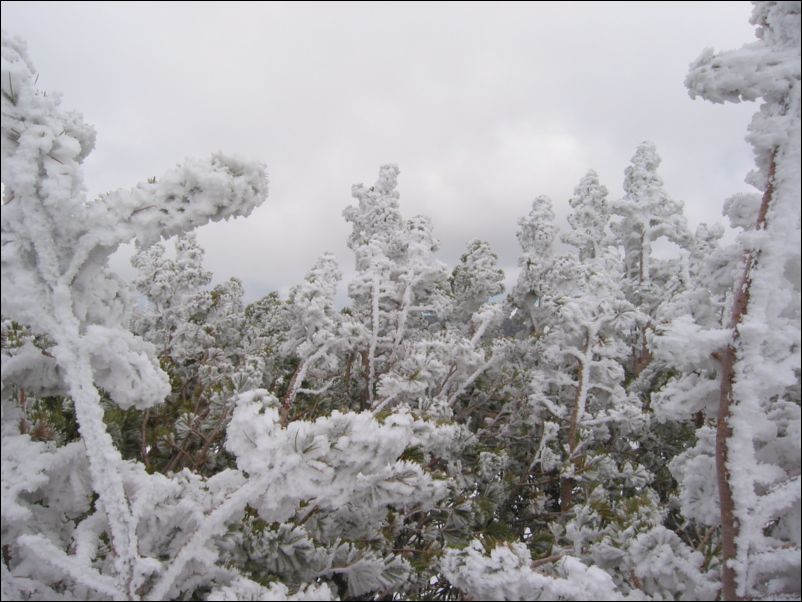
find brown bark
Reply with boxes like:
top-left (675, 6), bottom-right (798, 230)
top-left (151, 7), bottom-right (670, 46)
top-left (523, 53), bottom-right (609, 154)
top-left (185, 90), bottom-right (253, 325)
top-left (561, 333), bottom-right (590, 513)
top-left (632, 324), bottom-right (653, 379)
top-left (559, 477), bottom-right (575, 514)
top-left (361, 350), bottom-right (370, 410)
top-left (638, 230), bottom-right (645, 284)
top-left (343, 352), bottom-right (353, 391)
top-left (280, 364), bottom-right (303, 427)
top-left (716, 340), bottom-right (741, 602)
top-left (140, 408), bottom-right (151, 471)
top-left (716, 155), bottom-right (776, 601)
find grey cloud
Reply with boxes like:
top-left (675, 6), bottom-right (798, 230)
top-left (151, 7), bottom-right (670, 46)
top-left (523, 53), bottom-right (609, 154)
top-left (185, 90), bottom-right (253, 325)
top-left (2, 1), bottom-right (757, 303)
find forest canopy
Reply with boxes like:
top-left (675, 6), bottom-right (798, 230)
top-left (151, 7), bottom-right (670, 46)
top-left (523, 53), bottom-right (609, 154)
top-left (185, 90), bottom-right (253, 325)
top-left (1, 2), bottom-right (799, 600)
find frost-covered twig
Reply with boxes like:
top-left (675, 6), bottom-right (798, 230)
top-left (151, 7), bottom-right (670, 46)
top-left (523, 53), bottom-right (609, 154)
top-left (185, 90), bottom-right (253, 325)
top-left (18, 534), bottom-right (125, 600)
top-left (147, 473), bottom-right (272, 601)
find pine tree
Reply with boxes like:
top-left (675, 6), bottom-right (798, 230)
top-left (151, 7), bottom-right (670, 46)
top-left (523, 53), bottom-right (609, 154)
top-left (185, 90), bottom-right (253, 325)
top-left (3, 7), bottom-right (799, 599)
top-left (509, 195), bottom-right (559, 337)
top-left (657, 2), bottom-right (801, 598)
top-left (561, 169), bottom-right (611, 262)
top-left (449, 238), bottom-right (505, 333)
top-left (279, 252), bottom-right (343, 423)
top-left (612, 142), bottom-right (691, 303)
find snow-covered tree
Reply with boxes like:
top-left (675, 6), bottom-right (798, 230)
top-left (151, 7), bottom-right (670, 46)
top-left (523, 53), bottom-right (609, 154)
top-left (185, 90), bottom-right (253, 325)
top-left (342, 165), bottom-right (449, 409)
top-left (0, 39), bottom-right (466, 599)
top-left (131, 233), bottom-right (213, 359)
top-left (1, 30), bottom-right (269, 600)
top-left (655, 2), bottom-right (801, 599)
top-left (520, 195), bottom-right (652, 587)
top-left (612, 142), bottom-right (691, 299)
top-left (526, 256), bottom-right (644, 513)
top-left (129, 235), bottom-right (269, 474)
top-left (441, 539), bottom-right (624, 601)
top-left (3, 5), bottom-right (800, 599)
top-left (608, 143), bottom-right (694, 449)
top-left (449, 238), bottom-right (505, 332)
top-left (279, 252), bottom-right (342, 423)
top-left (561, 169), bottom-right (611, 262)
top-left (509, 194), bottom-right (559, 336)
top-left (342, 165), bottom-right (504, 422)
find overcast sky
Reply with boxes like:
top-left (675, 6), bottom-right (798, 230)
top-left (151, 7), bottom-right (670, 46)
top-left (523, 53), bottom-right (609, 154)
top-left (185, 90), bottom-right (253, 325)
top-left (2, 1), bottom-right (759, 304)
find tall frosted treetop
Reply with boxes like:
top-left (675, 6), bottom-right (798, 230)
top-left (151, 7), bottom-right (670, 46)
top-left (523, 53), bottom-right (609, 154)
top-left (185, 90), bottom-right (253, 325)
top-left (562, 169), bottom-right (610, 261)
top-left (450, 239), bottom-right (505, 327)
top-left (516, 194), bottom-right (556, 256)
top-left (451, 239), bottom-right (504, 300)
top-left (616, 141), bottom-right (690, 246)
top-left (610, 142), bottom-right (690, 290)
top-left (622, 142), bottom-right (666, 206)
top-left (343, 164), bottom-right (404, 269)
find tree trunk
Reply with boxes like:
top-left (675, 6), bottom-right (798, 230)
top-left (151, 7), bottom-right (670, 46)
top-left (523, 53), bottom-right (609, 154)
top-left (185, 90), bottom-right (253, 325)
top-left (561, 330), bottom-right (592, 513)
top-left (716, 155), bottom-right (775, 601)
top-left (361, 350), bottom-right (370, 410)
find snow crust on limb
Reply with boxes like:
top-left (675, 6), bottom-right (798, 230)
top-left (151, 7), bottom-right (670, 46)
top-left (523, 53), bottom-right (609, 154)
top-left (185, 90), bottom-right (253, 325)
top-left (441, 540), bottom-right (626, 601)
